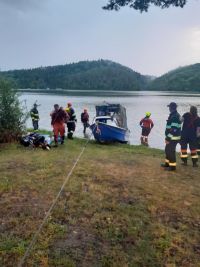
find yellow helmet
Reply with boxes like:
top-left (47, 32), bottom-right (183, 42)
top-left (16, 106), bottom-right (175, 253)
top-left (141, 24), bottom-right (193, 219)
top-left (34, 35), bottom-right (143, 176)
top-left (145, 112), bottom-right (151, 117)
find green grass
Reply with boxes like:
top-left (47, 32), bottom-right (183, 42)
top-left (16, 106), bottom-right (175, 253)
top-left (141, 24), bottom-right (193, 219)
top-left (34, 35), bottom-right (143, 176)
top-left (0, 140), bottom-right (200, 267)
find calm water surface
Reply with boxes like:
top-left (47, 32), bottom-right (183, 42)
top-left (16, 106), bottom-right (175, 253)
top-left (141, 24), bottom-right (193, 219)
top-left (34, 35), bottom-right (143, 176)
top-left (20, 91), bottom-right (200, 149)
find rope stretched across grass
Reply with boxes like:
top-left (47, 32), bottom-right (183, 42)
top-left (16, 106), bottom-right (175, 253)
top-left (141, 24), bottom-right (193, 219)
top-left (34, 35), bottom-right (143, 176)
top-left (17, 129), bottom-right (95, 267)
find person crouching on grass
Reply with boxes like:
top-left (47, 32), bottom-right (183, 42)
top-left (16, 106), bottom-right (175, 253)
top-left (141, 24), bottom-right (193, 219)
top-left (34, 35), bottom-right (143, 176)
top-left (139, 112), bottom-right (154, 146)
top-left (51, 104), bottom-right (69, 147)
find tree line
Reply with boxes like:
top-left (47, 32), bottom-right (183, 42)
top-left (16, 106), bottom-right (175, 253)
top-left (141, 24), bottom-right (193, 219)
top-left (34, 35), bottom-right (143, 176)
top-left (149, 63), bottom-right (200, 92)
top-left (0, 60), bottom-right (149, 91)
top-left (0, 60), bottom-right (200, 92)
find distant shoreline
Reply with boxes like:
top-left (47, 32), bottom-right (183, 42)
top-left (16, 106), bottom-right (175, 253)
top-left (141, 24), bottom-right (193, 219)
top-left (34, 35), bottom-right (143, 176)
top-left (18, 89), bottom-right (200, 97)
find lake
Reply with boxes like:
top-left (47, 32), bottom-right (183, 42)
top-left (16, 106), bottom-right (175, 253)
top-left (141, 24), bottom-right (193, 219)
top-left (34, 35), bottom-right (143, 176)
top-left (20, 91), bottom-right (200, 149)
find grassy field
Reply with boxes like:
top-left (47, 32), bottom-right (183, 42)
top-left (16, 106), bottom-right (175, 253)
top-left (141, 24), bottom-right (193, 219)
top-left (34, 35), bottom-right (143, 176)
top-left (0, 138), bottom-right (200, 267)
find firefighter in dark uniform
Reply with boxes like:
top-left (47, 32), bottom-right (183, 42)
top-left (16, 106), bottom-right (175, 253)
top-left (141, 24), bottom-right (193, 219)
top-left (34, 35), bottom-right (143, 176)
top-left (180, 106), bottom-right (199, 167)
top-left (65, 102), bottom-right (77, 139)
top-left (161, 102), bottom-right (181, 171)
top-left (30, 103), bottom-right (39, 131)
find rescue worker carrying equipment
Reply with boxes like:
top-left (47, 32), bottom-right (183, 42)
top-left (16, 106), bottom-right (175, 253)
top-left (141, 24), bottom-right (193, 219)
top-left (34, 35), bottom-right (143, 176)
top-left (65, 102), bottom-right (77, 139)
top-left (30, 103), bottom-right (39, 131)
top-left (51, 104), bottom-right (69, 147)
top-left (180, 106), bottom-right (199, 167)
top-left (139, 112), bottom-right (154, 146)
top-left (161, 102), bottom-right (181, 171)
top-left (81, 108), bottom-right (90, 134)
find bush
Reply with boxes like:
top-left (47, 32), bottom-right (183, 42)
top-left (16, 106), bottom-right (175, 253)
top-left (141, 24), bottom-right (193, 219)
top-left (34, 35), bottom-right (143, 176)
top-left (0, 79), bottom-right (27, 143)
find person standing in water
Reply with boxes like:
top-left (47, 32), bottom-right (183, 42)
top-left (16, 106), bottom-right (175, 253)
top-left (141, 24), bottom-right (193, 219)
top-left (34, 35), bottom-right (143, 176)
top-left (139, 112), bottom-right (154, 146)
top-left (81, 108), bottom-right (90, 135)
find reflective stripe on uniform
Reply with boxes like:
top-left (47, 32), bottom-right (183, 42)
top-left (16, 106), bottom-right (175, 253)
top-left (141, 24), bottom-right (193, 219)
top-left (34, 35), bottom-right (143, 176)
top-left (166, 125), bottom-right (171, 129)
top-left (171, 123), bottom-right (182, 128)
top-left (181, 154), bottom-right (188, 158)
top-left (171, 136), bottom-right (181, 140)
top-left (165, 159), bottom-right (169, 163)
top-left (169, 162), bottom-right (176, 166)
top-left (191, 155), bottom-right (199, 159)
top-left (166, 133), bottom-right (181, 140)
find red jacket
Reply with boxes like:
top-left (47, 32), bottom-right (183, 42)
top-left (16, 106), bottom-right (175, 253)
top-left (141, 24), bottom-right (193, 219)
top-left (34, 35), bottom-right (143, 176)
top-left (51, 108), bottom-right (69, 125)
top-left (81, 112), bottom-right (89, 123)
top-left (140, 117), bottom-right (154, 129)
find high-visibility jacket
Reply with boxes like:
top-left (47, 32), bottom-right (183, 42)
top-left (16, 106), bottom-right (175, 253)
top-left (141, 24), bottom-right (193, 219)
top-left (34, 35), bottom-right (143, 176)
top-left (165, 111), bottom-right (181, 141)
top-left (30, 108), bottom-right (39, 121)
top-left (65, 107), bottom-right (77, 122)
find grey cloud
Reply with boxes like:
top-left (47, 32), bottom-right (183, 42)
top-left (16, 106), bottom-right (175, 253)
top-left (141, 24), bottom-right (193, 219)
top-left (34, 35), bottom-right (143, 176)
top-left (0, 0), bottom-right (45, 10)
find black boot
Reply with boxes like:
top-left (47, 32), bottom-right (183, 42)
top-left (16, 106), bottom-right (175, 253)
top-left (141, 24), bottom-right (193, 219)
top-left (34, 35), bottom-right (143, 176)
top-left (192, 158), bottom-right (198, 168)
top-left (68, 132), bottom-right (73, 139)
top-left (181, 158), bottom-right (187, 166)
top-left (166, 166), bottom-right (176, 171)
top-left (161, 162), bottom-right (169, 168)
top-left (61, 136), bottom-right (65, 145)
top-left (54, 136), bottom-right (58, 147)
top-left (53, 142), bottom-right (58, 147)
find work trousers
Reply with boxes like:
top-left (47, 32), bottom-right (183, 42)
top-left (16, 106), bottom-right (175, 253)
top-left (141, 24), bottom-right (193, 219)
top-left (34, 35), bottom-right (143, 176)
top-left (53, 122), bottom-right (65, 143)
top-left (32, 120), bottom-right (39, 131)
top-left (141, 127), bottom-right (151, 137)
top-left (83, 122), bottom-right (90, 134)
top-left (180, 137), bottom-right (198, 163)
top-left (67, 121), bottom-right (76, 139)
top-left (165, 140), bottom-right (179, 167)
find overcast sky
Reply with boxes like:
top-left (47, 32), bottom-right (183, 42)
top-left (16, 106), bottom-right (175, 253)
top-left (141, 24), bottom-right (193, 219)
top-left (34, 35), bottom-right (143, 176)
top-left (0, 0), bottom-right (199, 76)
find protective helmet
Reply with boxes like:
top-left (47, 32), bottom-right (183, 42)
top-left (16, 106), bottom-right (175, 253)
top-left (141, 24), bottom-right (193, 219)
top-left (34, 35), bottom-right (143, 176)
top-left (145, 112), bottom-right (151, 117)
top-left (67, 102), bottom-right (72, 107)
top-left (167, 102), bottom-right (177, 109)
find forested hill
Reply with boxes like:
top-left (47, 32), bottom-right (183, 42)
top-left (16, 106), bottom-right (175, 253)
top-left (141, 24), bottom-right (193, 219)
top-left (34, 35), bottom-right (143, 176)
top-left (148, 63), bottom-right (200, 91)
top-left (0, 60), bottom-right (149, 91)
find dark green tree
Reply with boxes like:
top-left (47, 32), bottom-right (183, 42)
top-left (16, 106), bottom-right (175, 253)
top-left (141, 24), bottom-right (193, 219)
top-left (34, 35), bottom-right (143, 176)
top-left (103, 0), bottom-right (187, 12)
top-left (0, 79), bottom-right (27, 142)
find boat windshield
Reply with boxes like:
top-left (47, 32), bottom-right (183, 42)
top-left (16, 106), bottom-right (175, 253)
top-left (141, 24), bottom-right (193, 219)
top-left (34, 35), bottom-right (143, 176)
top-left (95, 104), bottom-right (128, 129)
top-left (96, 117), bottom-right (118, 127)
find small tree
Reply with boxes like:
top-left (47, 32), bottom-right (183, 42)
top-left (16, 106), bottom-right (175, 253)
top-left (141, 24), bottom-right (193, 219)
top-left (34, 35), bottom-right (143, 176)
top-left (0, 79), bottom-right (27, 143)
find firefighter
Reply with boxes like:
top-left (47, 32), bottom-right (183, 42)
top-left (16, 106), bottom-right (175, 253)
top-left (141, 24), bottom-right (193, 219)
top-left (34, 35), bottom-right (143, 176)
top-left (81, 108), bottom-right (90, 135)
top-left (161, 102), bottom-right (182, 171)
top-left (51, 104), bottom-right (69, 147)
top-left (180, 106), bottom-right (199, 167)
top-left (30, 103), bottom-right (39, 131)
top-left (139, 112), bottom-right (154, 146)
top-left (65, 102), bottom-right (77, 139)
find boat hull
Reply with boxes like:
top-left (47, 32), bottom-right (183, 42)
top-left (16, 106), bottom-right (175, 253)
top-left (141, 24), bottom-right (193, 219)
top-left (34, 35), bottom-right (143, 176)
top-left (90, 122), bottom-right (129, 143)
